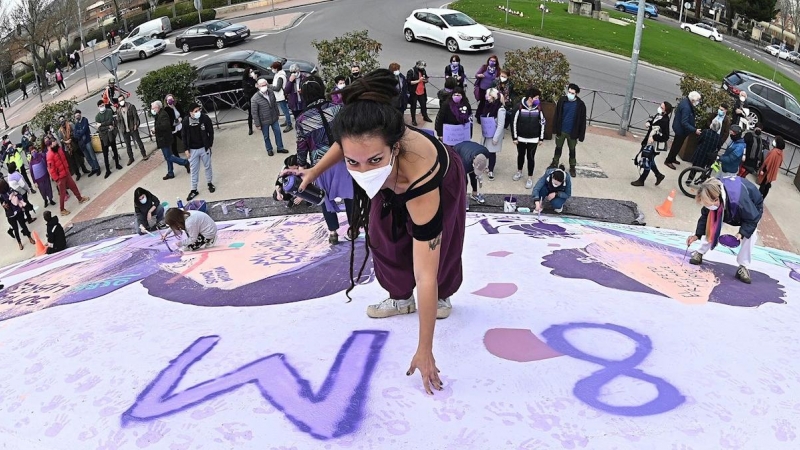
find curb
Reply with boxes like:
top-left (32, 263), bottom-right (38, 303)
top-left (216, 0), bottom-right (333, 21)
top-left (487, 26), bottom-right (685, 78)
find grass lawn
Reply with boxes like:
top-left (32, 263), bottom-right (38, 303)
top-left (451, 0), bottom-right (800, 100)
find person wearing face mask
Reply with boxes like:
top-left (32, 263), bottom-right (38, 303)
top-left (6, 162), bottom-right (36, 223)
top-left (480, 88), bottom-right (506, 180)
top-left (511, 88), bottom-right (546, 189)
top-left (444, 55), bottom-right (466, 89)
top-left (474, 55), bottom-right (500, 123)
top-left (295, 75), bottom-right (355, 244)
top-left (285, 64), bottom-right (307, 129)
top-left (757, 135), bottom-right (784, 199)
top-left (1, 180), bottom-right (35, 251)
top-left (435, 86), bottom-right (472, 146)
top-left (688, 117), bottom-right (723, 186)
top-left (345, 63), bottom-right (362, 86)
top-left (95, 100), bottom-right (123, 179)
top-left (46, 139), bottom-right (89, 216)
top-left (72, 110), bottom-right (102, 176)
top-left (733, 91), bottom-right (748, 126)
top-left (133, 187), bottom-right (165, 234)
top-left (269, 61), bottom-right (293, 132)
top-left (664, 91), bottom-right (702, 170)
top-left (550, 83), bottom-right (587, 177)
top-left (251, 77), bottom-right (287, 156)
top-left (3, 140), bottom-right (35, 194)
top-left (43, 210), bottom-right (67, 254)
top-left (283, 69), bottom-right (467, 396)
top-left (164, 94), bottom-right (185, 158)
top-left (406, 60), bottom-right (432, 126)
top-left (58, 114), bottom-right (90, 181)
top-left (389, 62), bottom-right (409, 115)
top-left (27, 145), bottom-right (56, 207)
top-left (632, 101), bottom-right (672, 187)
top-left (740, 127), bottom-right (766, 177)
top-left (243, 68), bottom-right (259, 135)
top-left (331, 76), bottom-right (346, 106)
top-left (493, 70), bottom-right (515, 128)
top-left (116, 95), bottom-right (149, 165)
top-left (181, 103), bottom-right (216, 201)
top-left (719, 125), bottom-right (746, 177)
top-left (151, 100), bottom-right (190, 180)
top-left (532, 165), bottom-right (572, 213)
top-left (687, 177), bottom-right (763, 284)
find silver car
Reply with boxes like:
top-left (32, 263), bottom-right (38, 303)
top-left (113, 36), bottom-right (167, 62)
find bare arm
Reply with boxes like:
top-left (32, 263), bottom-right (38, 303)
top-left (288, 141), bottom-right (344, 191)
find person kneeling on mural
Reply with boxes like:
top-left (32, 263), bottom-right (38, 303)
top-left (533, 165), bottom-right (572, 214)
top-left (273, 155), bottom-right (308, 208)
top-left (134, 187), bottom-right (166, 234)
top-left (453, 141), bottom-right (490, 207)
top-left (43, 210), bottom-right (67, 254)
top-left (165, 208), bottom-right (218, 251)
top-left (687, 177), bottom-right (763, 284)
top-left (283, 69), bottom-right (467, 395)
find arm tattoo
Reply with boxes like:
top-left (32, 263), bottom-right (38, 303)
top-left (428, 233), bottom-right (442, 251)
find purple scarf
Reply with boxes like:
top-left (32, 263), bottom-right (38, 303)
top-left (450, 63), bottom-right (460, 75)
top-left (449, 99), bottom-right (471, 123)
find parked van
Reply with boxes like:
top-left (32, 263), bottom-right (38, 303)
top-left (126, 17), bottom-right (172, 41)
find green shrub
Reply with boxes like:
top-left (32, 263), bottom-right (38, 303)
top-left (312, 30), bottom-right (382, 88)
top-left (170, 9), bottom-right (217, 30)
top-left (136, 61), bottom-right (198, 107)
top-left (503, 46), bottom-right (571, 103)
top-left (31, 99), bottom-right (79, 134)
top-left (679, 74), bottom-right (731, 128)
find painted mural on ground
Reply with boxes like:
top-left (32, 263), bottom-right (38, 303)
top-left (0, 213), bottom-right (797, 449)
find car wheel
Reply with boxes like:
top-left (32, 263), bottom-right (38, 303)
top-left (446, 38), bottom-right (459, 53)
top-left (404, 28), bottom-right (415, 42)
top-left (709, 35), bottom-right (715, 40)
top-left (139, 51), bottom-right (147, 60)
top-left (747, 110), bottom-right (761, 130)
top-left (216, 38), bottom-right (224, 49)
top-left (645, 12), bottom-right (651, 19)
top-left (181, 42), bottom-right (190, 53)
top-left (616, 5), bottom-right (625, 11)
top-left (684, 26), bottom-right (690, 31)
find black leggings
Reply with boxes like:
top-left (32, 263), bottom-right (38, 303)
top-left (517, 142), bottom-right (539, 176)
top-left (7, 215), bottom-right (31, 244)
top-left (409, 93), bottom-right (428, 120)
top-left (760, 182), bottom-right (771, 199)
top-left (488, 153), bottom-right (497, 172)
top-left (321, 198), bottom-right (354, 232)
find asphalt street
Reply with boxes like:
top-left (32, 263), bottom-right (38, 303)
top-left (5, 0), bottom-right (797, 143)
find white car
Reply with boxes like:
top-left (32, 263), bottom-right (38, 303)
top-left (680, 22), bottom-right (723, 42)
top-left (765, 45), bottom-right (792, 60)
top-left (403, 8), bottom-right (493, 53)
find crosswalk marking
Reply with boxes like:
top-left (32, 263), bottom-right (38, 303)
top-left (192, 54), bottom-right (209, 61)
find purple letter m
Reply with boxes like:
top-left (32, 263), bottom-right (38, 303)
top-left (121, 330), bottom-right (389, 440)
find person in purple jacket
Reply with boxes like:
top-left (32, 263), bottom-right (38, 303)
top-left (474, 55), bottom-right (500, 123)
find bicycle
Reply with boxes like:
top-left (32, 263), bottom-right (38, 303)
top-left (677, 159), bottom-right (721, 198)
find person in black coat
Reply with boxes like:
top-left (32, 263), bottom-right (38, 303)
top-left (550, 83), bottom-right (587, 177)
top-left (243, 68), bottom-right (259, 135)
top-left (407, 60), bottom-right (432, 126)
top-left (43, 210), bottom-right (67, 254)
top-left (134, 187), bottom-right (165, 234)
top-left (444, 55), bottom-right (466, 89)
top-left (435, 87), bottom-right (472, 144)
top-left (664, 91), bottom-right (701, 169)
top-left (389, 62), bottom-right (409, 115)
top-left (632, 101), bottom-right (672, 187)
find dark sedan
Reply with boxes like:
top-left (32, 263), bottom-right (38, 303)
top-left (194, 50), bottom-right (317, 105)
top-left (175, 20), bottom-right (250, 53)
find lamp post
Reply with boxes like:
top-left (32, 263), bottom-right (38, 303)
top-left (618, 0), bottom-right (647, 135)
top-left (76, 0), bottom-right (90, 94)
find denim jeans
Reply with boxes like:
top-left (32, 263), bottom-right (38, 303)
top-left (81, 140), bottom-right (100, 171)
top-left (161, 146), bottom-right (188, 176)
top-left (135, 205), bottom-right (165, 234)
top-left (277, 100), bottom-right (292, 126)
top-left (259, 121), bottom-right (284, 152)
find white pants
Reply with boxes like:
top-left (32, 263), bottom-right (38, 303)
top-left (697, 229), bottom-right (757, 268)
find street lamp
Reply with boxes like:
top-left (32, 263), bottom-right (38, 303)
top-left (619, 0), bottom-right (647, 135)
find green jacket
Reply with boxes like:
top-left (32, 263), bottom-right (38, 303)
top-left (95, 109), bottom-right (116, 143)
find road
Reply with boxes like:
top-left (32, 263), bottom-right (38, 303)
top-left (5, 0), bottom-right (704, 143)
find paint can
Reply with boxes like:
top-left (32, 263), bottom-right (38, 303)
top-left (221, 203), bottom-right (228, 215)
top-left (503, 196), bottom-right (517, 213)
top-left (283, 175), bottom-right (326, 206)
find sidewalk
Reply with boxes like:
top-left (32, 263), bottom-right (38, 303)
top-left (215, 0), bottom-right (332, 20)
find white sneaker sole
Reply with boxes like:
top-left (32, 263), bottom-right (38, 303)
top-left (436, 307), bottom-right (451, 319)
top-left (367, 302), bottom-right (416, 318)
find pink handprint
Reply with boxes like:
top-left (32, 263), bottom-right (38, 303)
top-left (77, 426), bottom-right (98, 441)
top-left (41, 395), bottom-right (66, 413)
top-left (97, 429), bottom-right (128, 450)
top-left (44, 414), bottom-right (70, 437)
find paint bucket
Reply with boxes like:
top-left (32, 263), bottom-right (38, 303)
top-left (161, 201), bottom-right (169, 209)
top-left (221, 203), bottom-right (228, 215)
top-left (503, 196), bottom-right (517, 213)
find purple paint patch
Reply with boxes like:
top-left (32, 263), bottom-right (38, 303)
top-left (719, 234), bottom-right (741, 248)
top-left (487, 251), bottom-right (512, 258)
top-left (542, 227), bottom-right (786, 308)
top-left (484, 328), bottom-right (564, 362)
top-left (122, 330), bottom-right (389, 440)
top-left (471, 283), bottom-right (518, 299)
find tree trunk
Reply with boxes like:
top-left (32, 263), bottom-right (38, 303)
top-left (694, 0), bottom-right (702, 20)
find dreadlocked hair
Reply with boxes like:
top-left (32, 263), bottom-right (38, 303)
top-left (335, 68), bottom-right (407, 301)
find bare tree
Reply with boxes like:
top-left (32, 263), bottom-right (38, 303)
top-left (777, 0), bottom-right (793, 46)
top-left (1, 0), bottom-right (61, 85)
top-left (782, 0), bottom-right (800, 50)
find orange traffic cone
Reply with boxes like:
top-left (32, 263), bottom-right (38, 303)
top-left (655, 189), bottom-right (676, 218)
top-left (33, 231), bottom-right (47, 256)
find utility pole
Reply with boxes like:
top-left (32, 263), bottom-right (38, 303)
top-left (77, 0), bottom-right (90, 94)
top-left (618, 0), bottom-right (647, 136)
top-left (31, 45), bottom-right (44, 103)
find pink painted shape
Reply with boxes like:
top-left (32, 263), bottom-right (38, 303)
top-left (472, 283), bottom-right (518, 299)
top-left (484, 328), bottom-right (564, 362)
top-left (547, 243), bottom-right (561, 247)
top-left (487, 251), bottom-right (512, 257)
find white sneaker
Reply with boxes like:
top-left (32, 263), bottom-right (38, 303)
top-left (525, 179), bottom-right (533, 189)
top-left (488, 171), bottom-right (494, 180)
top-left (512, 171), bottom-right (522, 181)
top-left (367, 296), bottom-right (416, 318)
top-left (554, 207), bottom-right (563, 213)
top-left (437, 297), bottom-right (452, 319)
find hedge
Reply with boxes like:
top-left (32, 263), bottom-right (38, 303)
top-left (170, 9), bottom-right (217, 29)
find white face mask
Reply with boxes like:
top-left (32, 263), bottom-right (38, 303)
top-left (119, 100), bottom-right (125, 106)
top-left (99, 106), bottom-right (106, 112)
top-left (347, 153), bottom-right (395, 199)
top-left (706, 204), bottom-right (719, 211)
top-left (393, 70), bottom-right (400, 76)
top-left (336, 83), bottom-right (346, 90)
top-left (740, 96), bottom-right (746, 102)
top-left (192, 111), bottom-right (201, 119)
top-left (499, 76), bottom-right (507, 83)
top-left (151, 109), bottom-right (157, 116)
top-left (567, 93), bottom-right (576, 101)
top-left (657, 106), bottom-right (663, 114)
top-left (259, 86), bottom-right (269, 93)
top-left (772, 140), bottom-right (777, 147)
top-left (139, 197), bottom-right (147, 204)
